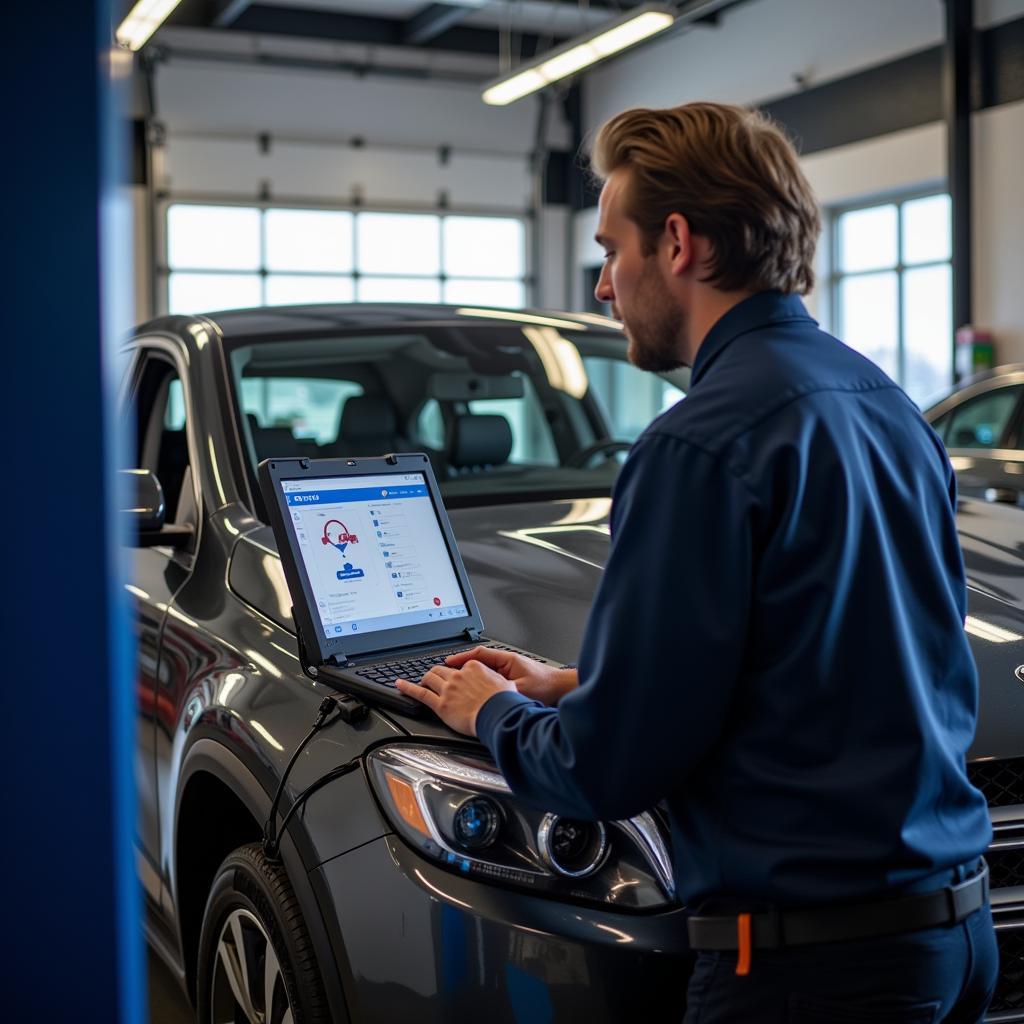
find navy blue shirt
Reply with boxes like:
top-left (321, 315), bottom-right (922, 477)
top-left (476, 290), bottom-right (992, 907)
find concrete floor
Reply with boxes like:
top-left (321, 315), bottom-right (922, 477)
top-left (147, 946), bottom-right (193, 1024)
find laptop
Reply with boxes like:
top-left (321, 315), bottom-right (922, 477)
top-left (258, 452), bottom-right (560, 715)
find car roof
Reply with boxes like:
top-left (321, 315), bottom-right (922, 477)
top-left (133, 303), bottom-right (623, 345)
top-left (923, 363), bottom-right (1024, 413)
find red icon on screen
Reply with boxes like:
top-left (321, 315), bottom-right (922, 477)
top-left (433, 597), bottom-right (441, 606)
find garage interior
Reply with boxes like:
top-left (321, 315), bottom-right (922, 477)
top-left (9, 0), bottom-right (1024, 1021)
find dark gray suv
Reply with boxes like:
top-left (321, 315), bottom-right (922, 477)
top-left (127, 304), bottom-right (1024, 1022)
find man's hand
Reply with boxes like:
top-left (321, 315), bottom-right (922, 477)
top-left (444, 646), bottom-right (579, 707)
top-left (396, 660), bottom-right (515, 736)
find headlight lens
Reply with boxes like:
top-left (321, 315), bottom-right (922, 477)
top-left (538, 814), bottom-right (607, 877)
top-left (367, 744), bottom-right (675, 910)
top-left (452, 796), bottom-right (503, 851)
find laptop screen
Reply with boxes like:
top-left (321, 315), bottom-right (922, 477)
top-left (280, 471), bottom-right (469, 641)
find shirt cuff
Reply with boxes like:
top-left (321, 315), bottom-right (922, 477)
top-left (475, 689), bottom-right (536, 747)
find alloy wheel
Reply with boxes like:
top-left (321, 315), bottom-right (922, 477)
top-left (210, 907), bottom-right (294, 1024)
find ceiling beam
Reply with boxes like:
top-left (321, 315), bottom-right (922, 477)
top-left (404, 3), bottom-right (473, 47)
top-left (190, 3), bottom-right (568, 58)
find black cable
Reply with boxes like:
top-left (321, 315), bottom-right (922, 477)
top-left (262, 696), bottom-right (337, 857)
top-left (269, 758), bottom-right (363, 859)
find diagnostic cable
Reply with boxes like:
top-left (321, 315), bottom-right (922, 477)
top-left (262, 692), bottom-right (367, 861)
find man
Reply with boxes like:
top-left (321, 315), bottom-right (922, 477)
top-left (396, 103), bottom-right (996, 1022)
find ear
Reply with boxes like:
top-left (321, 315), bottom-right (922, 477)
top-left (662, 213), bottom-right (693, 277)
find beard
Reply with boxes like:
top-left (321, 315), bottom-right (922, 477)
top-left (621, 260), bottom-right (687, 372)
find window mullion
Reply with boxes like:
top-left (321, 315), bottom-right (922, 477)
top-left (896, 200), bottom-right (905, 387)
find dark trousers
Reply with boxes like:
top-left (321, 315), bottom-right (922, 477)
top-left (682, 903), bottom-right (997, 1024)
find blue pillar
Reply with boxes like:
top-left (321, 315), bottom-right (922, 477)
top-left (2, 4), bottom-right (143, 1022)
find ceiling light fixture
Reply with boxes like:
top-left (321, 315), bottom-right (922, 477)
top-left (482, 3), bottom-right (676, 106)
top-left (116, 0), bottom-right (184, 51)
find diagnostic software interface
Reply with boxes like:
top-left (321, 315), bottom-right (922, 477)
top-left (281, 472), bottom-right (468, 640)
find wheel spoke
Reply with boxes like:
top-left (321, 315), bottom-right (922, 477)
top-left (211, 905), bottom-right (295, 1024)
top-left (217, 912), bottom-right (259, 1023)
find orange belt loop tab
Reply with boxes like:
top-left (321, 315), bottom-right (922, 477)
top-left (735, 913), bottom-right (752, 977)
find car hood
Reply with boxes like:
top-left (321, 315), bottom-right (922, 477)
top-left (228, 496), bottom-right (1024, 760)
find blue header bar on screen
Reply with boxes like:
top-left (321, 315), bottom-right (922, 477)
top-left (284, 484), bottom-right (429, 506)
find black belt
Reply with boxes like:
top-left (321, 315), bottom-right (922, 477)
top-left (687, 863), bottom-right (988, 953)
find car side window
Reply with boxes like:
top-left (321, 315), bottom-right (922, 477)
top-left (134, 355), bottom-right (197, 535)
top-left (415, 399), bottom-right (445, 450)
top-left (945, 386), bottom-right (1023, 450)
top-left (930, 411), bottom-right (951, 442)
top-left (239, 376), bottom-right (363, 445)
top-left (416, 380), bottom-right (560, 466)
top-left (467, 375), bottom-right (558, 466)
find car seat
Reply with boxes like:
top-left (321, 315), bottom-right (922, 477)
top-left (445, 413), bottom-right (513, 475)
top-left (247, 413), bottom-right (319, 461)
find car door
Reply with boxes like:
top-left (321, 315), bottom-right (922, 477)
top-left (931, 381), bottom-right (1024, 504)
top-left (125, 341), bottom-right (200, 933)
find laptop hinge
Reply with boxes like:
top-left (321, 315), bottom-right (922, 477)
top-left (463, 626), bottom-right (481, 642)
top-left (292, 607), bottom-right (352, 678)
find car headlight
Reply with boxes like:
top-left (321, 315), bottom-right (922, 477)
top-left (367, 744), bottom-right (676, 910)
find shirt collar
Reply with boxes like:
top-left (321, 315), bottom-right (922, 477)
top-left (689, 291), bottom-right (817, 386)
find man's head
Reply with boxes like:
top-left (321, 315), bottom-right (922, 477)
top-left (591, 102), bottom-right (820, 369)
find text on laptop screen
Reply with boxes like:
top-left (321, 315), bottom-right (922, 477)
top-left (281, 473), bottom-right (468, 640)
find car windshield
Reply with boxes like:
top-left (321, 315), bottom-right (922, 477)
top-left (224, 319), bottom-right (688, 511)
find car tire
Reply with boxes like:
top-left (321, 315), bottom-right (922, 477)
top-left (196, 842), bottom-right (330, 1024)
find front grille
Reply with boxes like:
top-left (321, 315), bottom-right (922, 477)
top-left (992, 928), bottom-right (1024, 1015)
top-left (969, 758), bottom-right (1024, 808)
top-left (988, 847), bottom-right (1024, 891)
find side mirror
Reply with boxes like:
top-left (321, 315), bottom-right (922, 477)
top-left (121, 469), bottom-right (165, 533)
top-left (120, 470), bottom-right (193, 549)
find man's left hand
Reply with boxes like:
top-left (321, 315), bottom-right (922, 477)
top-left (396, 660), bottom-right (516, 735)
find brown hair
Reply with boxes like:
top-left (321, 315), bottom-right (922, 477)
top-left (591, 103), bottom-right (820, 295)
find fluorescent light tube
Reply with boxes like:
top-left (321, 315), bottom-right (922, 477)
top-left (116, 0), bottom-right (184, 51)
top-left (482, 3), bottom-right (675, 106)
top-left (592, 11), bottom-right (675, 56)
top-left (482, 68), bottom-right (548, 107)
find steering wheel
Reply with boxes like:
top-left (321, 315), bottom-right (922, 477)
top-left (565, 439), bottom-right (633, 469)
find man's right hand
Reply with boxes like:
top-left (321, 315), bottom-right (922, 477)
top-left (444, 646), bottom-right (578, 707)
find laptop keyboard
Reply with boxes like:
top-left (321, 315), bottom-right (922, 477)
top-left (355, 643), bottom-right (546, 688)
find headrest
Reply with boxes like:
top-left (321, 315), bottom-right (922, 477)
top-left (253, 426), bottom-right (300, 457)
top-left (446, 414), bottom-right (513, 469)
top-left (339, 395), bottom-right (397, 439)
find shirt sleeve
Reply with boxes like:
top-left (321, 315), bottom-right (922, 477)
top-left (475, 431), bottom-right (756, 821)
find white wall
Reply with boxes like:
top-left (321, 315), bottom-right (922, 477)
top-left (585, 0), bottom-right (944, 129)
top-left (584, 0), bottom-right (1024, 129)
top-left (571, 0), bottom-right (1024, 360)
top-left (973, 99), bottom-right (1024, 361)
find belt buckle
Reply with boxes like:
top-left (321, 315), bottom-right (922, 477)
top-left (946, 863), bottom-right (987, 922)
top-left (735, 905), bottom-right (783, 978)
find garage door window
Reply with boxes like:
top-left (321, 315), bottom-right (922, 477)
top-left (166, 205), bottom-right (527, 314)
top-left (832, 194), bottom-right (952, 407)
